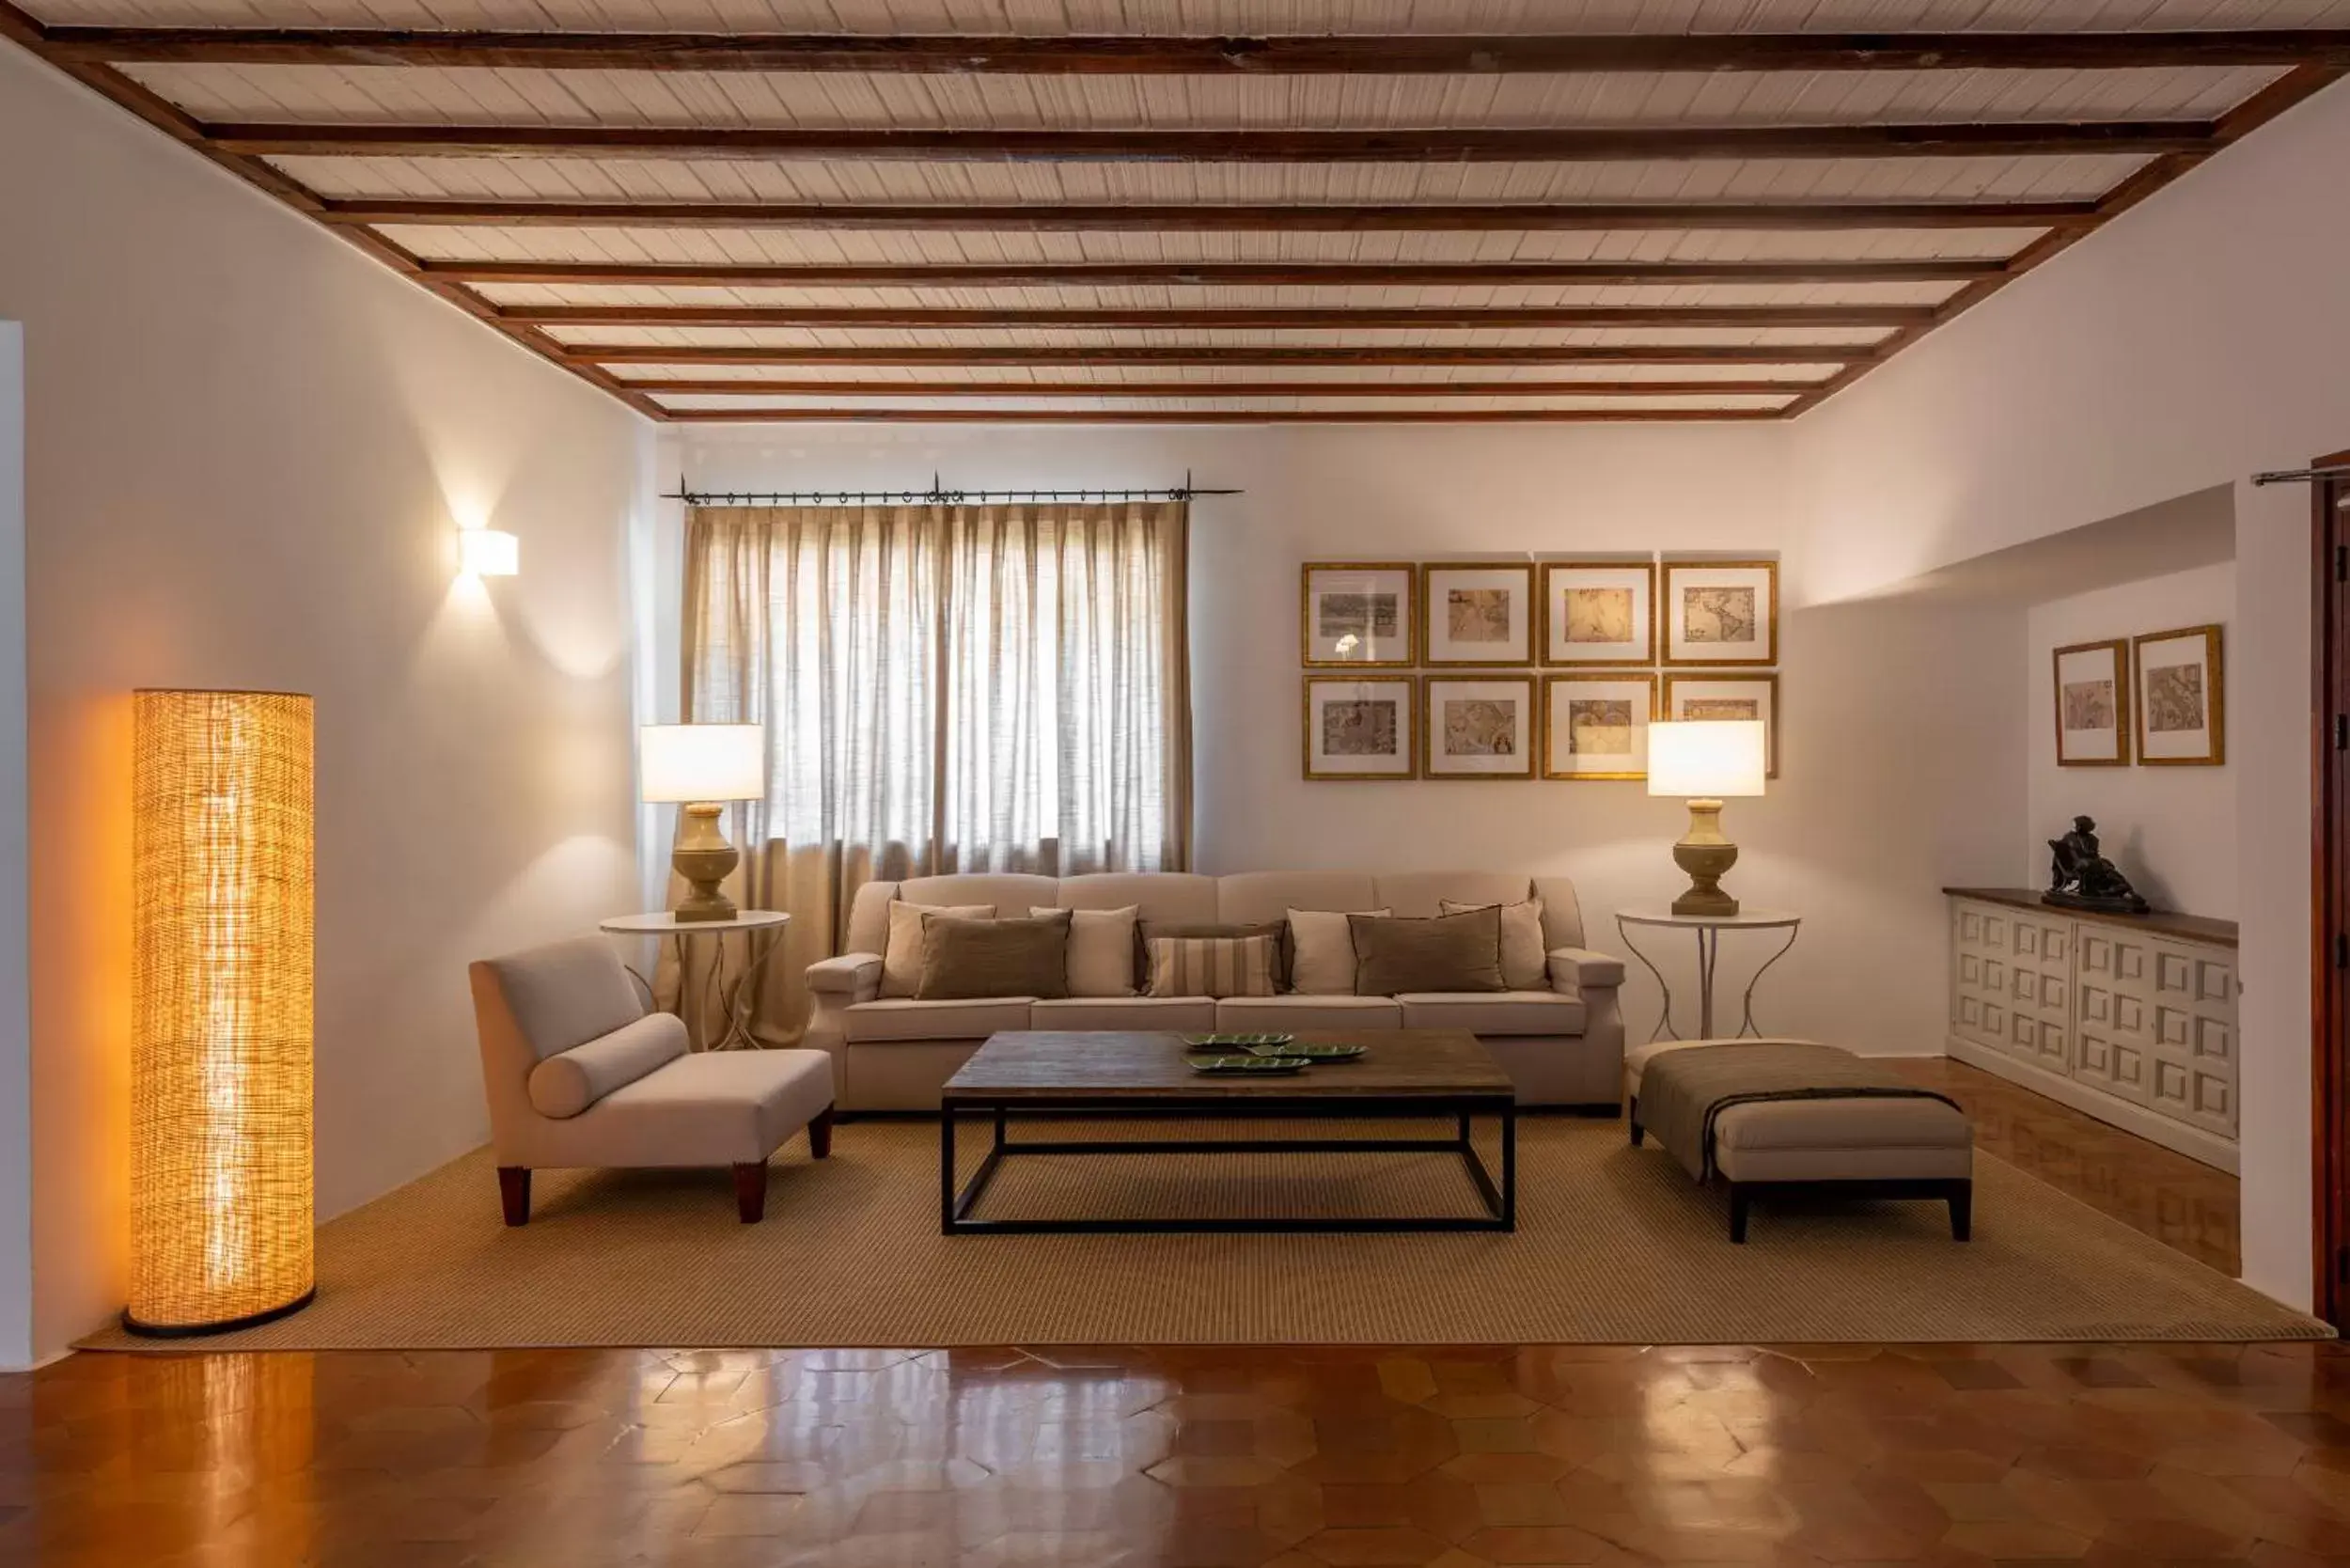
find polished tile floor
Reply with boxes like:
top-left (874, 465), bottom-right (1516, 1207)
top-left (0, 1064), bottom-right (2292, 1567)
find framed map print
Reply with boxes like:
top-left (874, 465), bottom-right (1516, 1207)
top-left (2052, 638), bottom-right (2130, 767)
top-left (1301, 562), bottom-right (1415, 667)
top-left (1662, 559), bottom-right (1778, 666)
top-left (1421, 562), bottom-right (1535, 666)
top-left (1663, 672), bottom-right (1780, 778)
top-left (1541, 560), bottom-right (1654, 666)
top-left (1303, 676), bottom-right (1417, 780)
top-left (1422, 675), bottom-right (1536, 779)
top-left (2134, 623), bottom-right (2224, 765)
top-left (1543, 674), bottom-right (1657, 780)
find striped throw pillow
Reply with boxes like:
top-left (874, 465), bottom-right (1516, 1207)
top-left (1146, 933), bottom-right (1277, 999)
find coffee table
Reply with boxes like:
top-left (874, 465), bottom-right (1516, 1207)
top-left (939, 1029), bottom-right (1516, 1235)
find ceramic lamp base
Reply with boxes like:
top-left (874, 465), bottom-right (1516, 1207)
top-left (672, 803), bottom-right (741, 923)
top-left (1670, 798), bottom-right (1741, 917)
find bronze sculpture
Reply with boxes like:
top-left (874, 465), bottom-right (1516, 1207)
top-left (2043, 815), bottom-right (2150, 914)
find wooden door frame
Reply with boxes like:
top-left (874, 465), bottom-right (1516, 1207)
top-left (2311, 447), bottom-right (2350, 1329)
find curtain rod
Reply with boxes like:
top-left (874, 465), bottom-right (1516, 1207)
top-left (2252, 464), bottom-right (2350, 486)
top-left (666, 470), bottom-right (1240, 506)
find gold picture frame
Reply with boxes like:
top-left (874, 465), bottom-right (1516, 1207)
top-left (1422, 674), bottom-right (1538, 779)
top-left (1663, 672), bottom-right (1781, 778)
top-left (2134, 623), bottom-right (2225, 766)
top-left (1543, 673), bottom-right (1658, 781)
top-left (1300, 562), bottom-right (1417, 667)
top-left (1661, 558), bottom-right (1779, 667)
top-left (1421, 562), bottom-right (1537, 667)
top-left (1540, 559), bottom-right (1656, 667)
top-left (1302, 675), bottom-right (1418, 780)
top-left (2052, 637), bottom-right (2131, 768)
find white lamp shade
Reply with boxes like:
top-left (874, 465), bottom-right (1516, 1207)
top-left (639, 724), bottom-right (765, 804)
top-left (1646, 721), bottom-right (1767, 798)
top-left (459, 529), bottom-right (519, 576)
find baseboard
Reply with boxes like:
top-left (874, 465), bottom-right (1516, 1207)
top-left (1944, 1035), bottom-right (2238, 1175)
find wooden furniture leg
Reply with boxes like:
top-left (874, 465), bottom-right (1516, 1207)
top-left (1628, 1097), bottom-right (1643, 1146)
top-left (1949, 1181), bottom-right (1973, 1241)
top-left (1728, 1184), bottom-right (1750, 1244)
top-left (498, 1167), bottom-right (530, 1227)
top-left (733, 1162), bottom-right (768, 1223)
top-left (808, 1108), bottom-right (835, 1159)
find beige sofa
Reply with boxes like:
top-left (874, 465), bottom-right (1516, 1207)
top-left (805, 870), bottom-right (1625, 1112)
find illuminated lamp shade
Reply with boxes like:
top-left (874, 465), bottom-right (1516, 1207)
top-left (128, 689), bottom-right (316, 1337)
top-left (459, 528), bottom-right (519, 577)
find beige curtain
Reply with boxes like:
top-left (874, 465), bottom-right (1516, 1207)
top-left (668, 500), bottom-right (1191, 1043)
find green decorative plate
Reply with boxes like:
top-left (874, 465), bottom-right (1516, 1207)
top-left (1183, 1032), bottom-right (1295, 1049)
top-left (1188, 1055), bottom-right (1309, 1074)
top-left (1246, 1042), bottom-right (1366, 1061)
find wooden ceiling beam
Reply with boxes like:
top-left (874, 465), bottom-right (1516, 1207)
top-left (571, 344), bottom-right (1866, 367)
top-left (209, 118), bottom-right (2214, 162)
top-left (325, 197), bottom-right (2097, 231)
top-left (429, 258), bottom-right (2006, 287)
top-left (618, 377), bottom-right (1829, 397)
top-left (658, 407), bottom-right (1788, 423)
top-left (506, 304), bottom-right (1925, 329)
top-left (47, 27), bottom-right (2350, 73)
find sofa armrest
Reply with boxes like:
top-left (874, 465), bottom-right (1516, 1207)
top-left (807, 952), bottom-right (884, 1000)
top-left (1547, 946), bottom-right (1626, 995)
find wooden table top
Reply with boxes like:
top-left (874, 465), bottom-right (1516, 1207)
top-left (946, 1029), bottom-right (1513, 1100)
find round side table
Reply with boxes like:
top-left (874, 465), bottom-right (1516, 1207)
top-left (602, 910), bottom-right (791, 1052)
top-left (1614, 907), bottom-right (1801, 1043)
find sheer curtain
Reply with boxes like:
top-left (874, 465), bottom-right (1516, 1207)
top-left (674, 500), bottom-right (1191, 1043)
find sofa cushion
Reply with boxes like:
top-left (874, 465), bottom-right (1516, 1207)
top-left (1351, 906), bottom-right (1506, 996)
top-left (1147, 934), bottom-right (1277, 999)
top-left (1440, 897), bottom-right (1548, 991)
top-left (525, 1011), bottom-right (690, 1118)
top-left (1396, 991), bottom-right (1586, 1038)
top-left (577, 1048), bottom-right (834, 1168)
top-left (479, 934), bottom-right (645, 1060)
top-left (1287, 907), bottom-right (1389, 996)
top-left (845, 997), bottom-right (1036, 1043)
top-left (1034, 904), bottom-right (1136, 996)
top-left (1140, 919), bottom-right (1288, 989)
top-left (1031, 996), bottom-right (1217, 1031)
top-left (916, 911), bottom-right (1071, 1000)
top-left (880, 902), bottom-right (995, 998)
top-left (1214, 995), bottom-right (1402, 1031)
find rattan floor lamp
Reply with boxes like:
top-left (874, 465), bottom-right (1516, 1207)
top-left (126, 689), bottom-right (316, 1337)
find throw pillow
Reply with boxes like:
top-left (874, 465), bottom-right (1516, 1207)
top-left (1286, 906), bottom-right (1392, 995)
top-left (1030, 905), bottom-right (1138, 996)
top-left (880, 901), bottom-right (995, 998)
top-left (1349, 906), bottom-right (1507, 996)
top-left (1138, 919), bottom-right (1291, 990)
top-left (916, 910), bottom-right (1073, 1001)
top-left (1440, 897), bottom-right (1548, 990)
top-left (1146, 933), bottom-right (1278, 999)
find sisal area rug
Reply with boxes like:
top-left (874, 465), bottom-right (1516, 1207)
top-left (85, 1116), bottom-right (2322, 1350)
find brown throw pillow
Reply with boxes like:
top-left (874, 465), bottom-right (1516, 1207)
top-left (1136, 919), bottom-right (1291, 990)
top-left (1348, 906), bottom-right (1506, 996)
top-left (916, 911), bottom-right (1072, 1000)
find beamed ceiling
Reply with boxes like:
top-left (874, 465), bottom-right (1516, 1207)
top-left (6, 2), bottom-right (2346, 425)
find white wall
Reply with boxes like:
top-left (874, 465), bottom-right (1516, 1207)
top-left (0, 322), bottom-right (29, 1370)
top-left (682, 422), bottom-right (2021, 1060)
top-left (0, 48), bottom-right (650, 1358)
top-left (2024, 562), bottom-right (2236, 917)
top-left (1792, 76), bottom-right (2350, 1310)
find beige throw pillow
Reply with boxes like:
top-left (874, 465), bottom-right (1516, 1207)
top-left (1349, 906), bottom-right (1507, 996)
top-left (1286, 906), bottom-right (1392, 996)
top-left (916, 911), bottom-right (1072, 1001)
top-left (880, 901), bottom-right (995, 998)
top-left (1031, 905), bottom-right (1138, 996)
top-left (1146, 934), bottom-right (1277, 999)
top-left (1440, 897), bottom-right (1548, 990)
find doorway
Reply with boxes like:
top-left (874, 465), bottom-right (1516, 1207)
top-left (2311, 449), bottom-right (2350, 1331)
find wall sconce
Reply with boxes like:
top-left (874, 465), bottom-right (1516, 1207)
top-left (127, 689), bottom-right (316, 1336)
top-left (459, 529), bottom-right (520, 577)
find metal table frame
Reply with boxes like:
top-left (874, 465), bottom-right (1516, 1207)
top-left (939, 1092), bottom-right (1516, 1235)
top-left (1615, 909), bottom-right (1802, 1042)
top-left (600, 911), bottom-right (791, 1052)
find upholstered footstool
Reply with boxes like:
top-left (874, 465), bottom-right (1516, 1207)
top-left (1624, 1038), bottom-right (1973, 1243)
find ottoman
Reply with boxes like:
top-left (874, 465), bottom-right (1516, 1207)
top-left (1625, 1038), bottom-right (1973, 1243)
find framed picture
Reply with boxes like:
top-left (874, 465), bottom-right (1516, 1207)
top-left (1301, 562), bottom-right (1416, 667)
top-left (1663, 672), bottom-right (1780, 778)
top-left (1423, 675), bottom-right (1536, 779)
top-left (1303, 676), bottom-right (1418, 780)
top-left (1422, 562), bottom-right (1535, 666)
top-left (1541, 560), bottom-right (1654, 666)
top-left (1543, 674), bottom-right (1657, 780)
top-left (1662, 559), bottom-right (1778, 666)
top-left (2134, 623), bottom-right (2225, 766)
top-left (2052, 638), bottom-right (2130, 767)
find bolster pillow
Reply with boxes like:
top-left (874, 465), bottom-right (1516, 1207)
top-left (527, 1011), bottom-right (689, 1119)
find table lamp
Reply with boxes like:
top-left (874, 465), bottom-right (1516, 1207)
top-left (640, 724), bottom-right (765, 922)
top-left (1647, 720), bottom-right (1767, 917)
